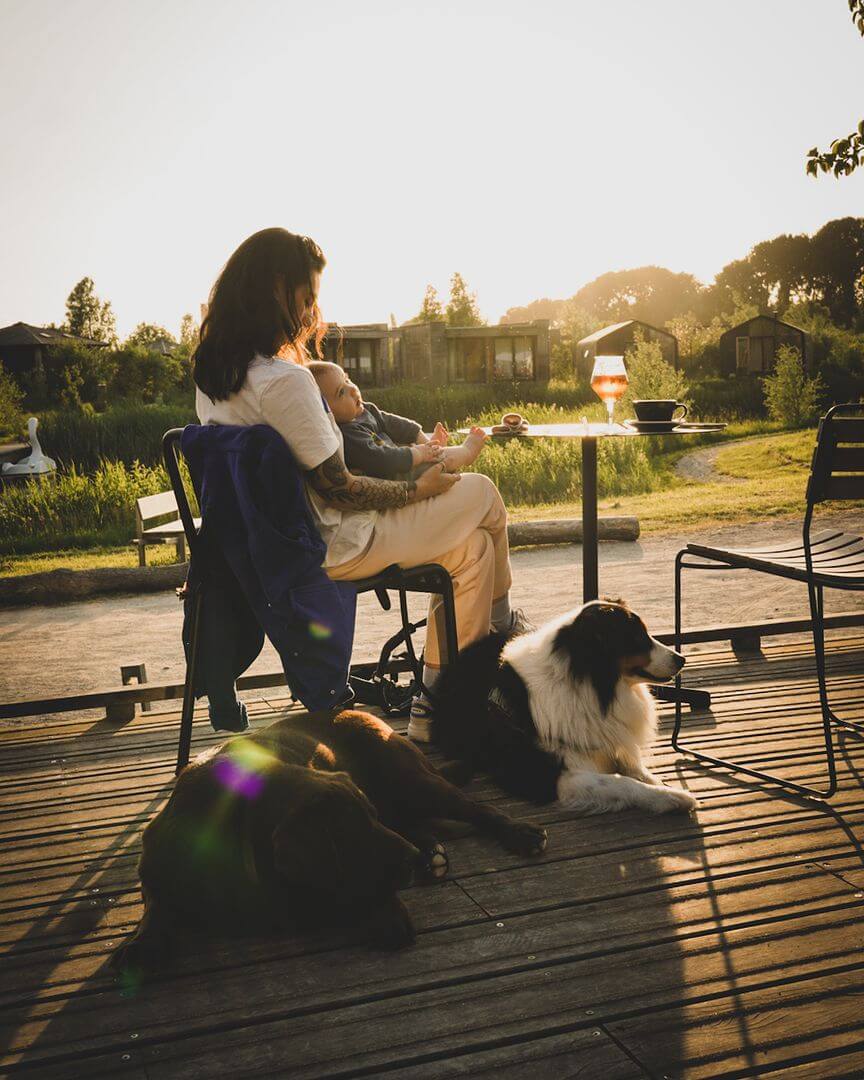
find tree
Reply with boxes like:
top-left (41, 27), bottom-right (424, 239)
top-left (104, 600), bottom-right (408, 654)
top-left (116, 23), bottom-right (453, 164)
top-left (179, 313), bottom-right (199, 352)
top-left (807, 2), bottom-right (864, 177)
top-left (406, 284), bottom-right (445, 324)
top-left (500, 298), bottom-right (567, 325)
top-left (446, 273), bottom-right (485, 327)
top-left (124, 323), bottom-right (178, 350)
top-left (64, 277), bottom-right (117, 344)
top-left (571, 266), bottom-right (703, 327)
top-left (763, 345), bottom-right (824, 427)
top-left (621, 336), bottom-right (689, 409)
top-left (0, 369), bottom-right (25, 437)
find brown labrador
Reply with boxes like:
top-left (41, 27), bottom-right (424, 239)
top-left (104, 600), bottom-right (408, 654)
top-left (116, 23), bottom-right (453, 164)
top-left (112, 709), bottom-right (547, 972)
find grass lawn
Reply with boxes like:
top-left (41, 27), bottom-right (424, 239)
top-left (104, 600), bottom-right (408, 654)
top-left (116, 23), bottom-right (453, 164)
top-left (4, 429), bottom-right (853, 577)
top-left (509, 429), bottom-right (846, 534)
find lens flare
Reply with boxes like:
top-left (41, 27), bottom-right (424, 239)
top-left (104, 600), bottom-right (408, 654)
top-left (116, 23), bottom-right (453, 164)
top-left (308, 621), bottom-right (332, 640)
top-left (213, 757), bottom-right (265, 799)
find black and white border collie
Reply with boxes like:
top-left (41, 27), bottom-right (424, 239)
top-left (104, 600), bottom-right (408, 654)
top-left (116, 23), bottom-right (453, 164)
top-left (435, 600), bottom-right (698, 816)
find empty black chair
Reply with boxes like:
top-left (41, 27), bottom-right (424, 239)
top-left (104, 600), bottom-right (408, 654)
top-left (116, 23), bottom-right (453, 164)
top-left (672, 403), bottom-right (864, 799)
top-left (163, 427), bottom-right (457, 773)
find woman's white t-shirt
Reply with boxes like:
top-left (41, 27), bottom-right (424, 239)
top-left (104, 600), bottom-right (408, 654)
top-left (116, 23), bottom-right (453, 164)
top-left (195, 355), bottom-right (376, 567)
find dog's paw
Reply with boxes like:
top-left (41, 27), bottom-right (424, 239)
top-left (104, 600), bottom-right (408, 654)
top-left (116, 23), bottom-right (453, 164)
top-left (367, 897), bottom-right (416, 951)
top-left (650, 787), bottom-right (698, 815)
top-left (417, 841), bottom-right (449, 882)
top-left (499, 821), bottom-right (548, 857)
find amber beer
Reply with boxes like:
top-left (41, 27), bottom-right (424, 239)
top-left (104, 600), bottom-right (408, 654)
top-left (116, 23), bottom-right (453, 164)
top-left (589, 372), bottom-right (628, 403)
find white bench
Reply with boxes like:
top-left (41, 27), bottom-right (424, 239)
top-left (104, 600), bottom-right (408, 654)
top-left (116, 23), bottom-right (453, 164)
top-left (133, 490), bottom-right (200, 566)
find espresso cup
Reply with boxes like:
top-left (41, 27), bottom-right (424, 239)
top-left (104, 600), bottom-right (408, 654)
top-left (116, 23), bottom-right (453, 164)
top-left (633, 399), bottom-right (688, 422)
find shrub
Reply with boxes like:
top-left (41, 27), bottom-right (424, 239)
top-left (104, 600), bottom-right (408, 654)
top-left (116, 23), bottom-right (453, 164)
top-left (621, 337), bottom-right (689, 408)
top-left (0, 459), bottom-right (169, 555)
top-left (763, 345), bottom-right (824, 427)
top-left (0, 369), bottom-right (25, 439)
top-left (689, 376), bottom-right (766, 419)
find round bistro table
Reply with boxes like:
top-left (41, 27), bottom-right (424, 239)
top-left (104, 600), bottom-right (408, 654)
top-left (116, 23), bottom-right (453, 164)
top-left (465, 421), bottom-right (726, 602)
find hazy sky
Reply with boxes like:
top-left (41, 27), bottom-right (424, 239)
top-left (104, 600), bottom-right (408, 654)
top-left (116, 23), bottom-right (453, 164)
top-left (1, 0), bottom-right (863, 338)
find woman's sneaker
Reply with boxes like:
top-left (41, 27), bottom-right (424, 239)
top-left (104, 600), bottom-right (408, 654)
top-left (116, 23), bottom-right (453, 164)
top-left (407, 693), bottom-right (436, 743)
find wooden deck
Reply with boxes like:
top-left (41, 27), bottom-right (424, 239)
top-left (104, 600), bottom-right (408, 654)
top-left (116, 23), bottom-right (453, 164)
top-left (2, 632), bottom-right (864, 1078)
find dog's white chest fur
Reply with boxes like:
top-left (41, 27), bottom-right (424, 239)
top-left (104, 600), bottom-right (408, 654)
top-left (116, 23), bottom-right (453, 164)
top-left (501, 613), bottom-right (657, 764)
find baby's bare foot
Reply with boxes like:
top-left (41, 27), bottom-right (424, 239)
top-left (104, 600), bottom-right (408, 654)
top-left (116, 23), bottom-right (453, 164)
top-left (460, 426), bottom-right (488, 465)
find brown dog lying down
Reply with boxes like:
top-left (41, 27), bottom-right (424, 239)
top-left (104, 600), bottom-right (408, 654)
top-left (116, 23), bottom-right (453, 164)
top-left (112, 709), bottom-right (547, 970)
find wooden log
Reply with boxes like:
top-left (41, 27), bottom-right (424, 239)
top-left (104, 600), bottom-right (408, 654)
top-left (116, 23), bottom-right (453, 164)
top-left (508, 516), bottom-right (639, 546)
top-left (0, 564), bottom-right (187, 608)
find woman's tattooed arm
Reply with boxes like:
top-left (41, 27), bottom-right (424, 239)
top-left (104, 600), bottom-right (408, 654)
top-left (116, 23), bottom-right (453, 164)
top-left (307, 451), bottom-right (417, 510)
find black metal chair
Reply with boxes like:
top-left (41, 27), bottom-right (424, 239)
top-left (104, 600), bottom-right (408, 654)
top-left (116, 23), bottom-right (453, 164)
top-left (672, 403), bottom-right (864, 799)
top-left (163, 428), bottom-right (458, 774)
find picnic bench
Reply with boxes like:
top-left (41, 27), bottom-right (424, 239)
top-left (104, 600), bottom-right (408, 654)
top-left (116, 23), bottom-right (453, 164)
top-left (133, 490), bottom-right (200, 566)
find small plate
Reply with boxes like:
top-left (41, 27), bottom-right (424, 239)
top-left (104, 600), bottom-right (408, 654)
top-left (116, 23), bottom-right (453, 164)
top-left (624, 419), bottom-right (680, 433)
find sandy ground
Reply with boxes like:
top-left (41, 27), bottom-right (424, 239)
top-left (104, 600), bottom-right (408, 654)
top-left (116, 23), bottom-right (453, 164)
top-left (2, 512), bottom-right (862, 715)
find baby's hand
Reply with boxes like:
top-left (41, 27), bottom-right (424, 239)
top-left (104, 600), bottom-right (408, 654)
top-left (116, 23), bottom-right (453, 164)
top-left (412, 442), bottom-right (443, 466)
top-left (431, 422), bottom-right (450, 447)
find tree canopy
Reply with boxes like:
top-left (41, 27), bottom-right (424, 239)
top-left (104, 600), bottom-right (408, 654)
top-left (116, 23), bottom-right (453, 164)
top-left (124, 323), bottom-right (178, 350)
top-left (64, 277), bottom-right (117, 344)
top-left (445, 273), bottom-right (485, 327)
top-left (405, 284), bottom-right (445, 324)
top-left (807, 1), bottom-right (864, 177)
top-left (570, 266), bottom-right (703, 327)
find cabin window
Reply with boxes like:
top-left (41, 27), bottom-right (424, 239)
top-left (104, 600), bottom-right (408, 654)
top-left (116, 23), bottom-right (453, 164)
top-left (342, 340), bottom-right (375, 383)
top-left (448, 339), bottom-right (486, 382)
top-left (494, 337), bottom-right (534, 380)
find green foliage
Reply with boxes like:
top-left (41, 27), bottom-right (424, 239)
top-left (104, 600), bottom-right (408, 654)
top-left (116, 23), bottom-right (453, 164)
top-left (38, 403), bottom-right (195, 472)
top-left (0, 370), bottom-right (25, 439)
top-left (446, 273), bottom-right (485, 327)
top-left (370, 382), bottom-right (593, 431)
top-left (64, 277), bottom-right (117, 344)
top-left (124, 323), bottom-right (178, 349)
top-left (0, 459), bottom-right (169, 555)
top-left (689, 376), bottom-right (766, 419)
top-left (406, 285), bottom-right (445, 324)
top-left (179, 313), bottom-right (199, 353)
top-left (621, 337), bottom-right (689, 407)
top-left (807, 4), bottom-right (864, 178)
top-left (763, 345), bottom-right (824, 427)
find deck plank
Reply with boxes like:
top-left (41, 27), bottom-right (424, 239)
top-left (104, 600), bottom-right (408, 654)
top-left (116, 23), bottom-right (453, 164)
top-left (1, 632), bottom-right (863, 1077)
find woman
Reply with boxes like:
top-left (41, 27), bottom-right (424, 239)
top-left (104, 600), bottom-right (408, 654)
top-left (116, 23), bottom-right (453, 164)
top-left (193, 228), bottom-right (529, 740)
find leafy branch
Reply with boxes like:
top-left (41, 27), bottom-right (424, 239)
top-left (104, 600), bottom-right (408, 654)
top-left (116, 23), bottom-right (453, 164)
top-left (807, 0), bottom-right (864, 177)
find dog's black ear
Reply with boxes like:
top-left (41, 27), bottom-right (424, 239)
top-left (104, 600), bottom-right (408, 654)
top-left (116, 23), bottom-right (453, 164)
top-left (554, 608), bottom-right (619, 713)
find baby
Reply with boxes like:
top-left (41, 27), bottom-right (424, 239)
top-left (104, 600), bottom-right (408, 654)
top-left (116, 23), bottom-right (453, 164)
top-left (309, 361), bottom-right (487, 479)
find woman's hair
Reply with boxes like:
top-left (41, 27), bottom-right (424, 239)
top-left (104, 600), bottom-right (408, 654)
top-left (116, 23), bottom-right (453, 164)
top-left (193, 228), bottom-right (327, 401)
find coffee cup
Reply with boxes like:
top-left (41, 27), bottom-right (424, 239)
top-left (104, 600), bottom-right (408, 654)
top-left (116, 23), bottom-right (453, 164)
top-left (633, 399), bottom-right (688, 423)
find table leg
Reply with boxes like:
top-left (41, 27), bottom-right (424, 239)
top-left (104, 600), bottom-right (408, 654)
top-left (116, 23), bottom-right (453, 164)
top-left (581, 437), bottom-right (598, 602)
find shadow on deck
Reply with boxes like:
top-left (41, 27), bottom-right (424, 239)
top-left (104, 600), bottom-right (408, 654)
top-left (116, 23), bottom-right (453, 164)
top-left (1, 633), bottom-right (864, 1078)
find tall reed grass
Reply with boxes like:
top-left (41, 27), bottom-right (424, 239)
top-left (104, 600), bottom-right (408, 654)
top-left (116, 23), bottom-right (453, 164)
top-left (39, 404), bottom-right (196, 472)
top-left (0, 460), bottom-right (169, 555)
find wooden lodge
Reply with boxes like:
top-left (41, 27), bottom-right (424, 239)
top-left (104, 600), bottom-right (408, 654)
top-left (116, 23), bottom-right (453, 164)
top-left (577, 319), bottom-right (679, 375)
top-left (719, 314), bottom-right (810, 376)
top-left (0, 322), bottom-right (108, 380)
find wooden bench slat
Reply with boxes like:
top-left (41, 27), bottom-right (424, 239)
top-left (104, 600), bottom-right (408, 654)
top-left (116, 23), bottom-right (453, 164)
top-left (136, 489), bottom-right (178, 522)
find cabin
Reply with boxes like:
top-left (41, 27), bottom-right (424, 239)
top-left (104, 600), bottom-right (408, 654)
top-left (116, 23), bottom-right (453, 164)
top-left (576, 320), bottom-right (679, 376)
top-left (322, 324), bottom-right (392, 387)
top-left (0, 322), bottom-right (108, 380)
top-left (719, 314), bottom-right (810, 375)
top-left (394, 319), bottom-right (552, 386)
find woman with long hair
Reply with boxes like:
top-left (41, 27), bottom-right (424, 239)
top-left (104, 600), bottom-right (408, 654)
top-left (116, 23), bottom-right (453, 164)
top-left (193, 228), bottom-right (528, 740)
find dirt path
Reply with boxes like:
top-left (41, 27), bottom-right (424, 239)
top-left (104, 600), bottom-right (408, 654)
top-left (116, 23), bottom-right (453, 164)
top-left (674, 435), bottom-right (768, 483)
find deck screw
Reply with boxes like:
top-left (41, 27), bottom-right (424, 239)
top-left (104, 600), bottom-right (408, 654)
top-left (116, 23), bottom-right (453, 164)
top-left (592, 1030), bottom-right (601, 1036)
top-left (130, 1033), bottom-right (139, 1040)
top-left (496, 921), bottom-right (504, 928)
top-left (527, 955), bottom-right (535, 960)
top-left (855, 892), bottom-right (863, 898)
top-left (585, 1009), bottom-right (594, 1015)
top-left (121, 1054), bottom-right (131, 1062)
